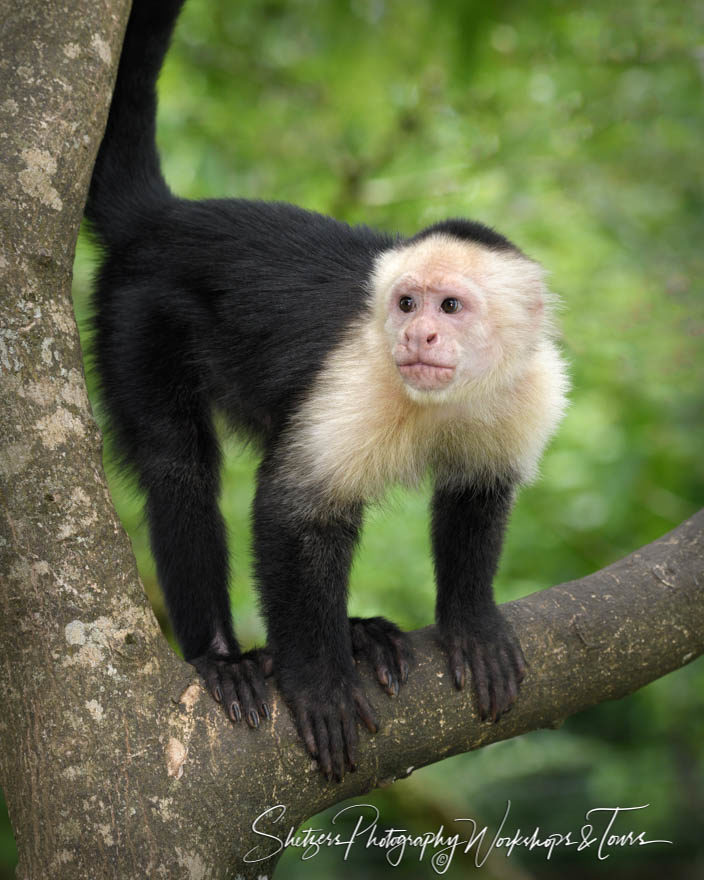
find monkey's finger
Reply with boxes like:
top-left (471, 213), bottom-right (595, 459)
top-left (314, 716), bottom-right (333, 781)
top-left (219, 675), bottom-right (242, 723)
top-left (298, 710), bottom-right (318, 758)
top-left (499, 645), bottom-right (519, 711)
top-left (341, 706), bottom-right (358, 772)
top-left (503, 673), bottom-right (518, 712)
top-left (243, 658), bottom-right (271, 722)
top-left (350, 618), bottom-right (410, 694)
top-left (328, 715), bottom-right (346, 782)
top-left (400, 659), bottom-right (409, 684)
top-left (191, 656), bottom-right (224, 703)
top-left (378, 642), bottom-right (403, 695)
top-left (373, 652), bottom-right (398, 696)
top-left (511, 641), bottom-right (528, 682)
top-left (209, 670), bottom-right (224, 703)
top-left (368, 622), bottom-right (402, 679)
top-left (352, 690), bottom-right (378, 734)
top-left (350, 621), bottom-right (392, 693)
top-left (389, 633), bottom-right (413, 684)
top-left (487, 647), bottom-right (504, 722)
top-left (470, 644), bottom-right (490, 721)
top-left (375, 660), bottom-right (397, 697)
top-left (232, 667), bottom-right (259, 728)
top-left (448, 644), bottom-right (466, 690)
top-left (499, 620), bottom-right (527, 679)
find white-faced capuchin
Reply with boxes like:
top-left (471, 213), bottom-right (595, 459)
top-left (86, 0), bottom-right (569, 782)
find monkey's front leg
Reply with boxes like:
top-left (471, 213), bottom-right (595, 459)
top-left (431, 481), bottom-right (527, 721)
top-left (253, 474), bottom-right (377, 781)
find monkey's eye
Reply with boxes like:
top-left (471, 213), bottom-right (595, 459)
top-left (441, 298), bottom-right (461, 314)
top-left (398, 296), bottom-right (415, 313)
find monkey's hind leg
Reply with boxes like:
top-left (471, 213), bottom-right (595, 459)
top-left (126, 372), bottom-right (273, 728)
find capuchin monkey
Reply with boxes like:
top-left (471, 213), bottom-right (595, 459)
top-left (86, 0), bottom-right (568, 782)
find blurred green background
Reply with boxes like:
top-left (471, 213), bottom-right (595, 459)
top-left (3, 0), bottom-right (703, 876)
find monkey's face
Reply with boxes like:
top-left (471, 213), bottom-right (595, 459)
top-left (375, 236), bottom-right (551, 405)
top-left (385, 272), bottom-right (501, 396)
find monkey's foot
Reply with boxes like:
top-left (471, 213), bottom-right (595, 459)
top-left (190, 648), bottom-right (273, 728)
top-left (280, 670), bottom-right (378, 782)
top-left (350, 616), bottom-right (413, 697)
top-left (440, 609), bottom-right (527, 722)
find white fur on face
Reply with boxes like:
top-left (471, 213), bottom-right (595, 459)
top-left (376, 235), bottom-right (553, 399)
top-left (281, 234), bottom-right (569, 511)
top-left (384, 272), bottom-right (500, 394)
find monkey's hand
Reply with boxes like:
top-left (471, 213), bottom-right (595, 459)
top-left (278, 667), bottom-right (378, 782)
top-left (439, 607), bottom-right (527, 722)
top-left (350, 616), bottom-right (413, 696)
top-left (190, 648), bottom-right (273, 728)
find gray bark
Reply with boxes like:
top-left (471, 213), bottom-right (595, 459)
top-left (1, 1), bottom-right (703, 878)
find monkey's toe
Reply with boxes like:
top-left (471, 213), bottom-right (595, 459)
top-left (190, 648), bottom-right (272, 727)
top-left (350, 616), bottom-right (413, 697)
top-left (282, 671), bottom-right (378, 782)
top-left (441, 610), bottom-right (527, 722)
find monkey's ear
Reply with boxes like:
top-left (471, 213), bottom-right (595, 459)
top-left (508, 258), bottom-right (554, 331)
top-left (526, 289), bottom-right (545, 321)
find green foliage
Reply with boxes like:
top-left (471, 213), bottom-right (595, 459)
top-left (3, 0), bottom-right (702, 876)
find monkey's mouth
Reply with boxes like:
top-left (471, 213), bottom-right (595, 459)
top-left (397, 361), bottom-right (455, 390)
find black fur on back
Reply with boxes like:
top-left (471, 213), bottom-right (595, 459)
top-left (86, 0), bottom-right (397, 455)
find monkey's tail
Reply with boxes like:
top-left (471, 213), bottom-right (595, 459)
top-left (85, 0), bottom-right (186, 249)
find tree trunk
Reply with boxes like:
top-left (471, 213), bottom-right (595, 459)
top-left (1, 1), bottom-right (703, 878)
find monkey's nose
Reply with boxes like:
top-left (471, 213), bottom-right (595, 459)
top-left (405, 320), bottom-right (439, 348)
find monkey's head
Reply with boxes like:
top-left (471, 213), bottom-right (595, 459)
top-left (373, 226), bottom-right (552, 405)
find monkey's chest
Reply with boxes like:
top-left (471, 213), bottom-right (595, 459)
top-left (283, 395), bottom-right (502, 507)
